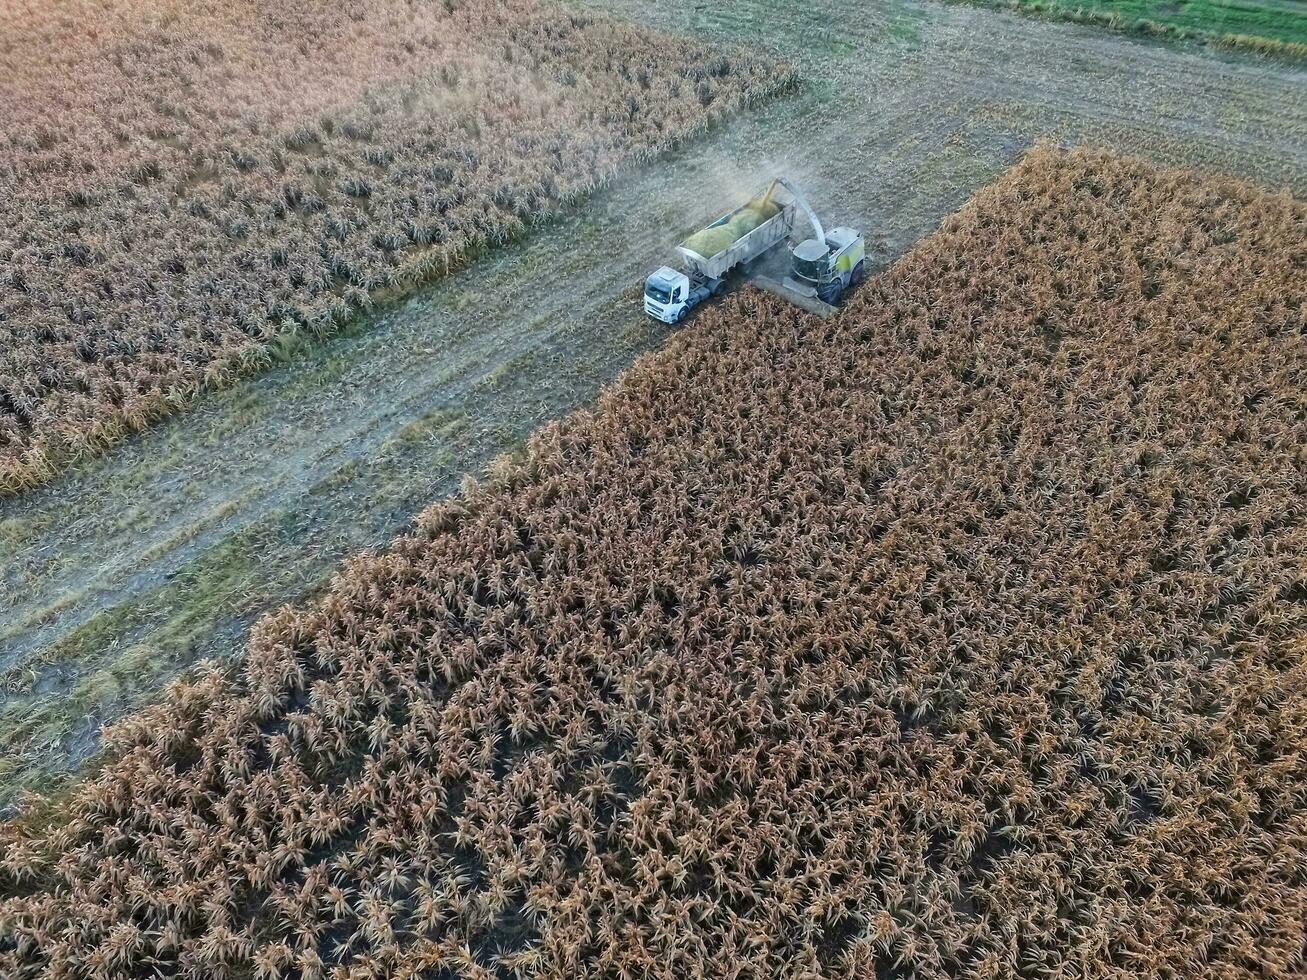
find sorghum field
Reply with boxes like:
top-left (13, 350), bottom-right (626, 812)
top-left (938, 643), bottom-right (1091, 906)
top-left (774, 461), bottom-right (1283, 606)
top-left (2, 145), bottom-right (1303, 978)
top-left (0, 0), bottom-right (787, 493)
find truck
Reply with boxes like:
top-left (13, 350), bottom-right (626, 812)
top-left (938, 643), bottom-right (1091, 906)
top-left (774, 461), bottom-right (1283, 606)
top-left (644, 177), bottom-right (866, 324)
top-left (643, 179), bottom-right (795, 324)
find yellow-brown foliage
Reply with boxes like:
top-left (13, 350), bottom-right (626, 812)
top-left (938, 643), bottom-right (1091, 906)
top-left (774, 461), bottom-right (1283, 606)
top-left (1, 145), bottom-right (1304, 979)
top-left (0, 0), bottom-right (789, 493)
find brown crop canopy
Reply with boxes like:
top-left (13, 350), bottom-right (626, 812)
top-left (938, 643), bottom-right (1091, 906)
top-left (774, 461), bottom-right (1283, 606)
top-left (2, 144), bottom-right (1304, 979)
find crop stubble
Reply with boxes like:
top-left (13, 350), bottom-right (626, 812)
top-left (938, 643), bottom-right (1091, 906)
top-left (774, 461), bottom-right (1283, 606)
top-left (1, 146), bottom-right (1303, 977)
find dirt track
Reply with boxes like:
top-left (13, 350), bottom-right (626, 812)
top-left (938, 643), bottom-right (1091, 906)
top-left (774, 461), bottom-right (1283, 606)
top-left (1, 0), bottom-right (1304, 807)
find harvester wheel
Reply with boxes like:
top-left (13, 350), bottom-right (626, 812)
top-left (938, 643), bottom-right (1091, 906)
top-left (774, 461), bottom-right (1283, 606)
top-left (852, 260), bottom-right (867, 284)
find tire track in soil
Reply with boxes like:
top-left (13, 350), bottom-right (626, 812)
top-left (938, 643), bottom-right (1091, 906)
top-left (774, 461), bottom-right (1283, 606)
top-left (0, 0), bottom-right (1303, 804)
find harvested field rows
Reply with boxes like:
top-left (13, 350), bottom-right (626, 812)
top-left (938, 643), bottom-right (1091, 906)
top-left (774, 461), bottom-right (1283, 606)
top-left (3, 145), bottom-right (1304, 978)
top-left (0, 0), bottom-right (787, 492)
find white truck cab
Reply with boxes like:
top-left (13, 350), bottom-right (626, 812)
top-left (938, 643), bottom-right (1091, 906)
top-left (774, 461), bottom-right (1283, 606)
top-left (644, 266), bottom-right (693, 324)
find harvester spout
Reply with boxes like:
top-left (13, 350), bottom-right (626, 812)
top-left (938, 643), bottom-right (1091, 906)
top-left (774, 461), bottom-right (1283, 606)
top-left (774, 176), bottom-right (825, 249)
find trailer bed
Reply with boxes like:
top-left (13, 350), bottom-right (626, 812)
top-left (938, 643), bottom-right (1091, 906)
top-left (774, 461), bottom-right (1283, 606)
top-left (677, 197), bottom-right (795, 281)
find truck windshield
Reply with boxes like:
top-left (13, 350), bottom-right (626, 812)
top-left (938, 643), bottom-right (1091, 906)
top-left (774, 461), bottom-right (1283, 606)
top-left (645, 284), bottom-right (671, 304)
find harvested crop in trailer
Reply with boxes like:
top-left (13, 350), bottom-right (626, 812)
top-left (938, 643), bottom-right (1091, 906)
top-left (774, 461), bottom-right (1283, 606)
top-left (682, 225), bottom-right (739, 258)
top-left (1, 146), bottom-right (1303, 979)
top-left (0, 0), bottom-right (790, 494)
top-left (682, 197), bottom-right (782, 257)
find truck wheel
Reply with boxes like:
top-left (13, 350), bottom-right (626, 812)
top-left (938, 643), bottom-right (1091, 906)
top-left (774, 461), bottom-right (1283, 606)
top-left (675, 307), bottom-right (687, 323)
